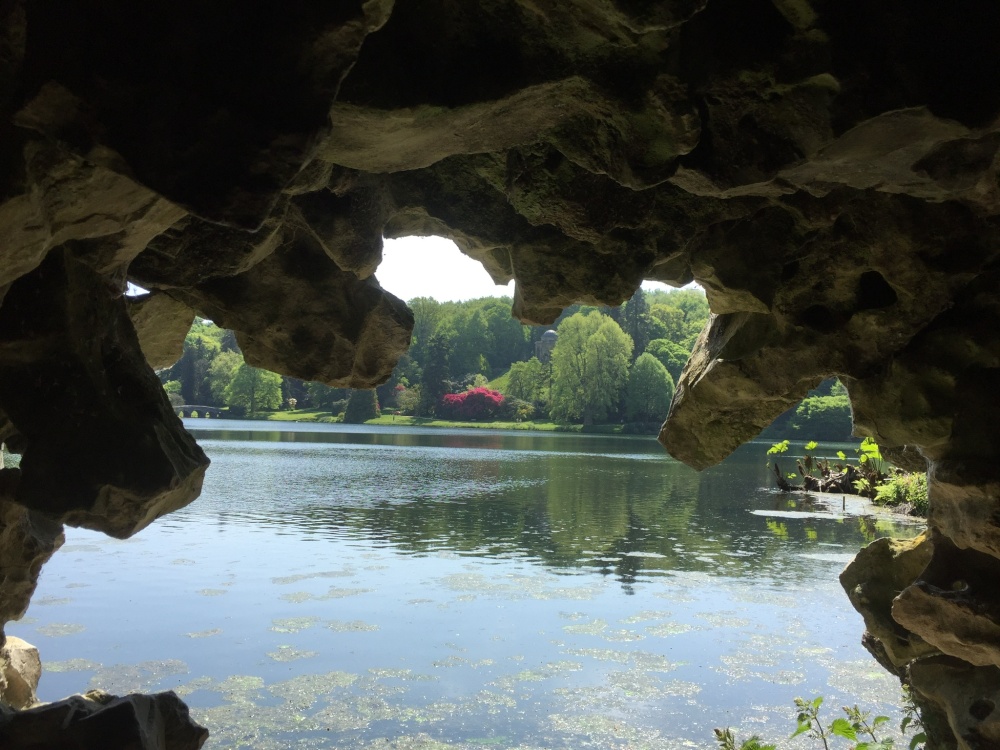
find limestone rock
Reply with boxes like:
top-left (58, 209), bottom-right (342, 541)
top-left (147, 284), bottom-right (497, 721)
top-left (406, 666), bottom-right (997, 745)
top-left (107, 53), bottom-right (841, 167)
top-left (910, 655), bottom-right (1000, 750)
top-left (2, 1), bottom-right (1000, 747)
top-left (16, 1), bottom-right (392, 229)
top-left (895, 535), bottom-right (1000, 670)
top-left (0, 498), bottom-right (63, 627)
top-left (929, 461), bottom-right (1000, 561)
top-left (840, 532), bottom-right (936, 671)
top-left (0, 250), bottom-right (208, 538)
top-left (164, 229), bottom-right (414, 388)
top-left (0, 690), bottom-right (208, 750)
top-left (127, 293), bottom-right (197, 371)
top-left (0, 636), bottom-right (40, 709)
top-left (0, 137), bottom-right (186, 290)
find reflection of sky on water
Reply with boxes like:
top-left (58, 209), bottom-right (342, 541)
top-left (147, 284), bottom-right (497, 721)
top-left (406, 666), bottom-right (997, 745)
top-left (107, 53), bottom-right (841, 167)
top-left (16, 423), bottom-right (923, 749)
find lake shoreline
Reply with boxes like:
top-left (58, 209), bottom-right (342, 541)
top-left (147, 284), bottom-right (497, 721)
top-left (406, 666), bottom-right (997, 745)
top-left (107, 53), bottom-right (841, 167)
top-left (202, 409), bottom-right (661, 434)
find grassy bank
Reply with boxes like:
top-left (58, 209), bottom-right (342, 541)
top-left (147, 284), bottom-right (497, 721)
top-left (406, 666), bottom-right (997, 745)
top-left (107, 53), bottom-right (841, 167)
top-left (230, 410), bottom-right (634, 434)
top-left (365, 415), bottom-right (630, 433)
top-left (264, 409), bottom-right (339, 422)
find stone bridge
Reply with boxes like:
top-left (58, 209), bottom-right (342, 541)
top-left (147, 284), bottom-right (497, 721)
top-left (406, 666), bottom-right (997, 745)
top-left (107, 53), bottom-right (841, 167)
top-left (174, 405), bottom-right (223, 419)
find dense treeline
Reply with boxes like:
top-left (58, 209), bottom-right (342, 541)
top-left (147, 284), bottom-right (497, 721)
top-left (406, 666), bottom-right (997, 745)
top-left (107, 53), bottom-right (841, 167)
top-left (157, 286), bottom-right (853, 437)
top-left (389, 287), bottom-right (710, 425)
top-left (759, 379), bottom-right (853, 442)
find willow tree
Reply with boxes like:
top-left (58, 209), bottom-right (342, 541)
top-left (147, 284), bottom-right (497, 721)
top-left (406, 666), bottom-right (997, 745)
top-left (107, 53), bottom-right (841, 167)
top-left (549, 312), bottom-right (633, 424)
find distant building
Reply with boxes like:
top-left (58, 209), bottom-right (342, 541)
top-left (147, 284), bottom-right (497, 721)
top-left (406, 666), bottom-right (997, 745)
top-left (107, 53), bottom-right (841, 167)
top-left (534, 329), bottom-right (558, 363)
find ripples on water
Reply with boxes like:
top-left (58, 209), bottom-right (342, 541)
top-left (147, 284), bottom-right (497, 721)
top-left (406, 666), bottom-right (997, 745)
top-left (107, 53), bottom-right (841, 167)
top-left (16, 422), bottom-right (923, 749)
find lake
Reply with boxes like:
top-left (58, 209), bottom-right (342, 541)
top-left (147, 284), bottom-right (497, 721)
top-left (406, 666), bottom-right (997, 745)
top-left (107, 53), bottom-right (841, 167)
top-left (12, 421), bottom-right (923, 749)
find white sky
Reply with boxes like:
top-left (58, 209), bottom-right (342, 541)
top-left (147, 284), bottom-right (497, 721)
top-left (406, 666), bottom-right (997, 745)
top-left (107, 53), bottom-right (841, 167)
top-left (377, 235), bottom-right (673, 303)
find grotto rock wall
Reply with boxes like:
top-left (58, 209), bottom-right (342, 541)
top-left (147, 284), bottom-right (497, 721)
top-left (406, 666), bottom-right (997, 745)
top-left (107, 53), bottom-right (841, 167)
top-left (1, 0), bottom-right (1000, 747)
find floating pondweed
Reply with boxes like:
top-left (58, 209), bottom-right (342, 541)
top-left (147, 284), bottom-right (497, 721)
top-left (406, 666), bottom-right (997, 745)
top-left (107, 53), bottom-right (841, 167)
top-left (89, 659), bottom-right (188, 693)
top-left (326, 619), bottom-right (379, 633)
top-left (37, 622), bottom-right (86, 637)
top-left (45, 658), bottom-right (101, 673)
top-left (34, 596), bottom-right (72, 606)
top-left (267, 645), bottom-right (318, 662)
top-left (270, 616), bottom-right (320, 633)
top-left (185, 628), bottom-right (223, 639)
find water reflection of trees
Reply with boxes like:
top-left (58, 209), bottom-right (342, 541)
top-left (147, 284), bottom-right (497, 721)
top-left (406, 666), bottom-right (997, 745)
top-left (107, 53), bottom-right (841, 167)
top-left (190, 431), bottom-right (921, 589)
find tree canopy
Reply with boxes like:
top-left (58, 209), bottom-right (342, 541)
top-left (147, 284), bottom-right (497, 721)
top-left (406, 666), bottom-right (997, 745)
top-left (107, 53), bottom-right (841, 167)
top-left (549, 312), bottom-right (633, 424)
top-left (626, 353), bottom-right (675, 423)
top-left (226, 363), bottom-right (283, 415)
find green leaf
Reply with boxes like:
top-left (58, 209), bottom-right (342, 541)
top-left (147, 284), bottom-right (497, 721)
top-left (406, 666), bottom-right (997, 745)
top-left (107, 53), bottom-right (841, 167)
top-left (900, 717), bottom-right (911, 733)
top-left (805, 440), bottom-right (818, 451)
top-left (812, 696), bottom-right (824, 710)
top-left (786, 473), bottom-right (798, 479)
top-left (859, 454), bottom-right (869, 463)
top-left (830, 717), bottom-right (858, 740)
top-left (837, 450), bottom-right (846, 460)
top-left (790, 723), bottom-right (810, 739)
top-left (874, 716), bottom-right (891, 728)
top-left (909, 733), bottom-right (927, 750)
top-left (768, 440), bottom-right (790, 455)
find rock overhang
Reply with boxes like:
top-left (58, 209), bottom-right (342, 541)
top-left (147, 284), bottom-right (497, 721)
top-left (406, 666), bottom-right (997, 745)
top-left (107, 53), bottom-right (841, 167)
top-left (2, 1), bottom-right (1000, 746)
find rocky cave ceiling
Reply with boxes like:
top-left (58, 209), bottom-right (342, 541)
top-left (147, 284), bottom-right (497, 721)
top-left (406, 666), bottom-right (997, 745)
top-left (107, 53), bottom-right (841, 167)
top-left (1, 0), bottom-right (1000, 747)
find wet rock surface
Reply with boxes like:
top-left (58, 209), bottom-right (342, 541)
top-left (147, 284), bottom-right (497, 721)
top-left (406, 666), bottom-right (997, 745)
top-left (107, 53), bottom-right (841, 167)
top-left (0, 0), bottom-right (999, 746)
top-left (0, 690), bottom-right (208, 750)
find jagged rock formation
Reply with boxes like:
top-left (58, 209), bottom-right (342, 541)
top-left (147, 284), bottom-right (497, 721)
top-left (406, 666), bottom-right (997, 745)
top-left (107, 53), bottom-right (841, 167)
top-left (1, 0), bottom-right (999, 747)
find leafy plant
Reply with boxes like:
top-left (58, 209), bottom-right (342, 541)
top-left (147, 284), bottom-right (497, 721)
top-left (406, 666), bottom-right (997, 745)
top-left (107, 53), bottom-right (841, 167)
top-left (852, 438), bottom-right (888, 498)
top-left (873, 473), bottom-right (928, 516)
top-left (768, 440), bottom-right (791, 456)
top-left (765, 437), bottom-right (925, 512)
top-left (715, 694), bottom-right (925, 750)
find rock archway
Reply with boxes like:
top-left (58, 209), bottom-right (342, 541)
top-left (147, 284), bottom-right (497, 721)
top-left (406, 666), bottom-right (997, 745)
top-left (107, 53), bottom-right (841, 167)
top-left (1, 1), bottom-right (1000, 746)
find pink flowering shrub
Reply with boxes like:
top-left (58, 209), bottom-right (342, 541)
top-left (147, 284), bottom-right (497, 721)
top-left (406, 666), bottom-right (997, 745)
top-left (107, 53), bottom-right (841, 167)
top-left (438, 387), bottom-right (505, 421)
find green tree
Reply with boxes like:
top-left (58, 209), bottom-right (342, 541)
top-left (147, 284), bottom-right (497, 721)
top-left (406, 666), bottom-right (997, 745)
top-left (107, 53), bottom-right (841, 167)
top-left (791, 394), bottom-right (852, 441)
top-left (407, 297), bottom-right (445, 370)
top-left (620, 288), bottom-right (650, 362)
top-left (506, 357), bottom-right (548, 405)
top-left (225, 363), bottom-right (283, 416)
top-left (208, 350), bottom-right (244, 405)
top-left (645, 339), bottom-right (690, 384)
top-left (646, 289), bottom-right (710, 348)
top-left (479, 298), bottom-right (532, 373)
top-left (648, 304), bottom-right (686, 343)
top-left (418, 331), bottom-right (453, 416)
top-left (343, 389), bottom-right (380, 423)
top-left (447, 306), bottom-right (491, 379)
top-left (396, 384), bottom-right (421, 414)
top-left (162, 380), bottom-right (184, 408)
top-left (307, 381), bottom-right (350, 410)
top-left (625, 353), bottom-right (675, 423)
top-left (549, 312), bottom-right (633, 424)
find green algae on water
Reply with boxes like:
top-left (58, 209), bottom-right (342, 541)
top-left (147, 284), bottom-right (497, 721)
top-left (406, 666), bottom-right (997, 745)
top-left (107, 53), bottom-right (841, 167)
top-left (46, 658), bottom-right (101, 672)
top-left (185, 628), bottom-right (223, 638)
top-left (89, 659), bottom-right (188, 693)
top-left (270, 616), bottom-right (320, 633)
top-left (267, 645), bottom-right (319, 662)
top-left (37, 622), bottom-right (86, 637)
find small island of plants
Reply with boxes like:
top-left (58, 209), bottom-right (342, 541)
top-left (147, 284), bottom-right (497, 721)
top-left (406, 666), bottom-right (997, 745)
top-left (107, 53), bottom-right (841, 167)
top-left (767, 438), bottom-right (928, 516)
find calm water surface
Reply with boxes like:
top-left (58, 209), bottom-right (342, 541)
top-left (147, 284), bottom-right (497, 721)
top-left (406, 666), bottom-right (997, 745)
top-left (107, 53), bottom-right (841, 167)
top-left (15, 421), bottom-right (922, 749)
